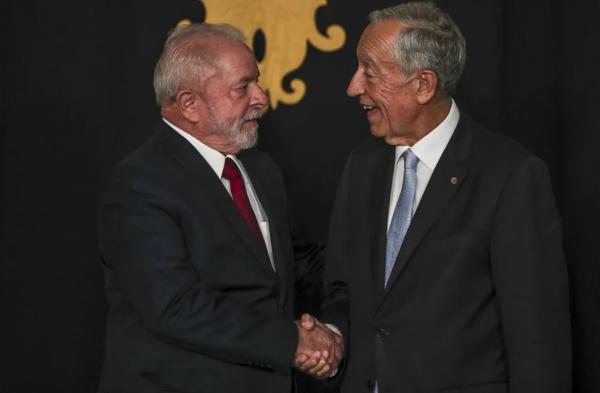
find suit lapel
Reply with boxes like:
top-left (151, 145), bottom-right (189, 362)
top-left (378, 118), bottom-right (472, 304)
top-left (156, 124), bottom-right (275, 277)
top-left (238, 151), bottom-right (288, 301)
top-left (369, 144), bottom-right (397, 293)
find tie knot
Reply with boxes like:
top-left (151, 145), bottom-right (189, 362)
top-left (222, 157), bottom-right (242, 180)
top-left (403, 149), bottom-right (419, 170)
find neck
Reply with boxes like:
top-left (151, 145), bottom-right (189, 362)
top-left (386, 97), bottom-right (452, 146)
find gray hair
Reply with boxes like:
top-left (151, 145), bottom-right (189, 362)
top-left (153, 23), bottom-right (246, 105)
top-left (369, 1), bottom-right (466, 97)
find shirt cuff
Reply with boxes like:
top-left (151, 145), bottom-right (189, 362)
top-left (325, 323), bottom-right (342, 337)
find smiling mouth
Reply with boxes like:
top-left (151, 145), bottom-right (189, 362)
top-left (362, 104), bottom-right (377, 112)
top-left (362, 104), bottom-right (380, 120)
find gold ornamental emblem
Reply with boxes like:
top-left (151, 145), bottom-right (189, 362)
top-left (179, 0), bottom-right (345, 109)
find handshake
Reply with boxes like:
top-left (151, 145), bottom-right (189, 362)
top-left (293, 313), bottom-right (344, 379)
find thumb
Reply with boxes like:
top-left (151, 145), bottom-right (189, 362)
top-left (300, 313), bottom-right (316, 330)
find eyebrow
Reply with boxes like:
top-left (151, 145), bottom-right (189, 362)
top-left (356, 49), bottom-right (376, 65)
top-left (358, 55), bottom-right (377, 72)
top-left (239, 71), bottom-right (260, 83)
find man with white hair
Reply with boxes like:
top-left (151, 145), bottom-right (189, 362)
top-left (97, 23), bottom-right (342, 393)
top-left (312, 2), bottom-right (571, 392)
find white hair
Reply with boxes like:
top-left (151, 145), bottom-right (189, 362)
top-left (153, 23), bottom-right (246, 105)
top-left (369, 1), bottom-right (466, 96)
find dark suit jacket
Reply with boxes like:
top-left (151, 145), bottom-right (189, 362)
top-left (98, 122), bottom-right (298, 393)
top-left (323, 114), bottom-right (571, 393)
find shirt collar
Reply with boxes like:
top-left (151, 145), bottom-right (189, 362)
top-left (162, 118), bottom-right (240, 178)
top-left (394, 99), bottom-right (460, 171)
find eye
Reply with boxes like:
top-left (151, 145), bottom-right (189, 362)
top-left (235, 83), bottom-right (249, 95)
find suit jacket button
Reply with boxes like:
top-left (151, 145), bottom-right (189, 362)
top-left (376, 327), bottom-right (390, 338)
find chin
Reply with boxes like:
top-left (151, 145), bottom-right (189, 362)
top-left (236, 129), bottom-right (258, 150)
top-left (369, 126), bottom-right (386, 139)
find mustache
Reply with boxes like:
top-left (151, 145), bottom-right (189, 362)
top-left (242, 110), bottom-right (262, 121)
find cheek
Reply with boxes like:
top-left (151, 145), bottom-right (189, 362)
top-left (231, 96), bottom-right (250, 112)
top-left (372, 82), bottom-right (396, 114)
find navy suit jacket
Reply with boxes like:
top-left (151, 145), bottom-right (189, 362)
top-left (323, 113), bottom-right (571, 393)
top-left (98, 122), bottom-right (298, 393)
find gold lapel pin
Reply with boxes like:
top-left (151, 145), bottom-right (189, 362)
top-left (450, 177), bottom-right (459, 185)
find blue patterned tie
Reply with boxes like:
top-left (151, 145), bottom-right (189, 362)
top-left (384, 149), bottom-right (419, 286)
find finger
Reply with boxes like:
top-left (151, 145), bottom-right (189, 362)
top-left (306, 356), bottom-right (328, 376)
top-left (298, 351), bottom-right (321, 371)
top-left (315, 363), bottom-right (332, 378)
top-left (293, 353), bottom-right (307, 368)
top-left (300, 313), bottom-right (315, 330)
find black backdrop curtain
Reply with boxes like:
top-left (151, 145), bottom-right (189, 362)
top-left (1, 0), bottom-right (598, 392)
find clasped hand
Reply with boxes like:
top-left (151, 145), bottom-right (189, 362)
top-left (293, 313), bottom-right (344, 379)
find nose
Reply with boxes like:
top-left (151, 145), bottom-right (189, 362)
top-left (347, 67), bottom-right (365, 97)
top-left (251, 83), bottom-right (269, 108)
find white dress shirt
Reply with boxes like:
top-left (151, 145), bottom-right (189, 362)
top-left (387, 100), bottom-right (460, 229)
top-left (163, 118), bottom-right (275, 269)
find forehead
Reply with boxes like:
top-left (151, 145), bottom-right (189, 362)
top-left (216, 39), bottom-right (259, 78)
top-left (357, 20), bottom-right (403, 64)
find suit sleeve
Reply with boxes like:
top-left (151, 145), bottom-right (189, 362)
top-left (490, 156), bottom-right (571, 393)
top-left (292, 230), bottom-right (326, 317)
top-left (98, 168), bottom-right (298, 374)
top-left (322, 156), bottom-right (352, 341)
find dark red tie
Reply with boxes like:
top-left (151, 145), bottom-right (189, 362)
top-left (222, 157), bottom-right (267, 252)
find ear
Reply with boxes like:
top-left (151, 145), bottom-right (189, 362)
top-left (174, 90), bottom-right (202, 122)
top-left (415, 70), bottom-right (438, 104)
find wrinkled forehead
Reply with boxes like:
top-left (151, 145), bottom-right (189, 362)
top-left (357, 20), bottom-right (403, 63)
